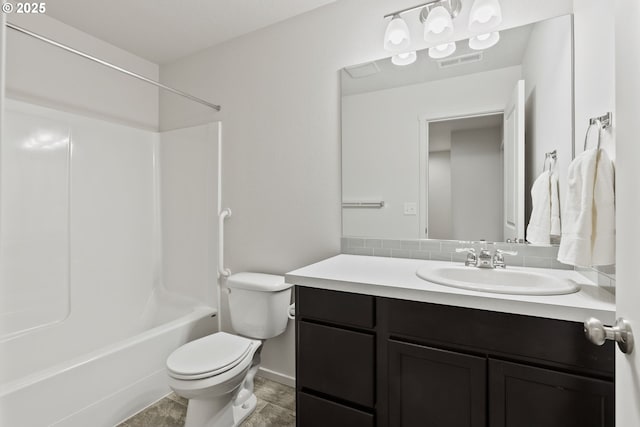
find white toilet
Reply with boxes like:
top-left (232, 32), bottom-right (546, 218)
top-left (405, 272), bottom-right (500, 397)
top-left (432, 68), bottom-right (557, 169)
top-left (166, 272), bottom-right (293, 427)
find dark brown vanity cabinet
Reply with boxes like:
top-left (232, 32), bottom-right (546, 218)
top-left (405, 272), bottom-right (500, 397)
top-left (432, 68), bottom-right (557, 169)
top-left (387, 340), bottom-right (487, 427)
top-left (295, 286), bottom-right (615, 427)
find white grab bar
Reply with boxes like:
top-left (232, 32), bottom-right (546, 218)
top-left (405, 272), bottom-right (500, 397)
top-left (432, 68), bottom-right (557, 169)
top-left (218, 208), bottom-right (232, 277)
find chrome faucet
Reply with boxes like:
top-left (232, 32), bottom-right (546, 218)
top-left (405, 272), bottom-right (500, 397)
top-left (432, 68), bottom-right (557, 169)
top-left (456, 247), bottom-right (518, 269)
top-left (455, 248), bottom-right (477, 267)
top-left (492, 249), bottom-right (518, 268)
top-left (477, 249), bottom-right (493, 268)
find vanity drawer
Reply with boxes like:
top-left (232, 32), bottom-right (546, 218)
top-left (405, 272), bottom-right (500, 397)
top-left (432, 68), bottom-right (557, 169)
top-left (297, 321), bottom-right (375, 407)
top-left (385, 298), bottom-right (615, 377)
top-left (297, 392), bottom-right (374, 427)
top-left (296, 286), bottom-right (375, 329)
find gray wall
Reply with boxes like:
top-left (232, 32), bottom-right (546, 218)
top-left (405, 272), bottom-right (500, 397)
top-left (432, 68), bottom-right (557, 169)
top-left (451, 127), bottom-right (503, 241)
top-left (428, 151), bottom-right (452, 240)
top-left (5, 14), bottom-right (159, 130)
top-left (158, 0), bottom-right (574, 382)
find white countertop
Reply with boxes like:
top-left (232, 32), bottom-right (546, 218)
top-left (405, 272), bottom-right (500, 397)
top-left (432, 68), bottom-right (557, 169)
top-left (286, 254), bottom-right (616, 324)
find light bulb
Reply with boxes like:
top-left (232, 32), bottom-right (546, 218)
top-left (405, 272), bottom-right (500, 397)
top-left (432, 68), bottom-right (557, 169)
top-left (468, 0), bottom-right (502, 32)
top-left (475, 6), bottom-right (494, 23)
top-left (384, 15), bottom-right (411, 52)
top-left (392, 51), bottom-right (417, 66)
top-left (428, 41), bottom-right (456, 59)
top-left (423, 6), bottom-right (453, 43)
top-left (469, 31), bottom-right (500, 50)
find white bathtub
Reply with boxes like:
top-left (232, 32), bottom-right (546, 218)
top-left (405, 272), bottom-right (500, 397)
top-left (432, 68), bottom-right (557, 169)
top-left (0, 100), bottom-right (221, 426)
top-left (0, 292), bottom-right (217, 427)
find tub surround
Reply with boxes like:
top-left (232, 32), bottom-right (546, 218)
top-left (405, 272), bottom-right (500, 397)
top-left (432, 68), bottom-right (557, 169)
top-left (287, 254), bottom-right (615, 324)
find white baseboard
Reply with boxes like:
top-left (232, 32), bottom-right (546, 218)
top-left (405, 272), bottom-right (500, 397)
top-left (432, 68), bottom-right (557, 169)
top-left (257, 367), bottom-right (295, 388)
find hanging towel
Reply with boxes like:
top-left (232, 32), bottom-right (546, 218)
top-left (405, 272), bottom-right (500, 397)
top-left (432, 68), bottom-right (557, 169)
top-left (550, 172), bottom-right (562, 243)
top-left (557, 148), bottom-right (615, 266)
top-left (526, 171), bottom-right (553, 244)
top-left (591, 149), bottom-right (615, 265)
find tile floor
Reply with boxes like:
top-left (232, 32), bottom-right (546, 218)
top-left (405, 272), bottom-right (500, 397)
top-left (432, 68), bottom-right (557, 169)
top-left (117, 376), bottom-right (295, 427)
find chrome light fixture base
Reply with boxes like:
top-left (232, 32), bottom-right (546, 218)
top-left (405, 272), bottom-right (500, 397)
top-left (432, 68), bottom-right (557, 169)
top-left (419, 0), bottom-right (462, 23)
top-left (384, 0), bottom-right (462, 20)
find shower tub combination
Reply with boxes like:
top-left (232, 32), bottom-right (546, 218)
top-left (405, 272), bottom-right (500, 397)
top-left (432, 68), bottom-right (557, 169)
top-left (0, 96), bottom-right (221, 425)
top-left (1, 20), bottom-right (224, 425)
top-left (0, 100), bottom-right (221, 426)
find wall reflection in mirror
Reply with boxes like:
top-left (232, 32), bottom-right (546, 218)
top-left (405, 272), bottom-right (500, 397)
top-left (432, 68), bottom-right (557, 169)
top-left (341, 14), bottom-right (573, 245)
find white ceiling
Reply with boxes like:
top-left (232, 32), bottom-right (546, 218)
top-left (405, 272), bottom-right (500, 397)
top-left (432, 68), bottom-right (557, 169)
top-left (44, 0), bottom-right (336, 64)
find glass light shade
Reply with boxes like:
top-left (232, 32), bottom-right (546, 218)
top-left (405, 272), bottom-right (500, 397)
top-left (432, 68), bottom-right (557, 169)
top-left (428, 41), bottom-right (457, 59)
top-left (384, 15), bottom-right (411, 52)
top-left (423, 6), bottom-right (454, 43)
top-left (392, 51), bottom-right (417, 66)
top-left (468, 0), bottom-right (503, 32)
top-left (469, 31), bottom-right (500, 50)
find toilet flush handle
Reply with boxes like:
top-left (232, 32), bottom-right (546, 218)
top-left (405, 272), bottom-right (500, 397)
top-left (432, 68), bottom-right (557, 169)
top-left (287, 303), bottom-right (296, 320)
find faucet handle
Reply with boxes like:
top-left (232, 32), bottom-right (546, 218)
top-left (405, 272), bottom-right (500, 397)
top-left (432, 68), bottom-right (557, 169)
top-left (456, 248), bottom-right (477, 267)
top-left (493, 249), bottom-right (518, 268)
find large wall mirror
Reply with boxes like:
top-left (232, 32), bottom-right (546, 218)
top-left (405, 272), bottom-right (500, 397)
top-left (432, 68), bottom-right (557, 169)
top-left (341, 14), bottom-right (573, 245)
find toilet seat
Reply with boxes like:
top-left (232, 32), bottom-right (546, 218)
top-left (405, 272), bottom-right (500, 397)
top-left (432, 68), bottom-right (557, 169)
top-left (167, 332), bottom-right (255, 380)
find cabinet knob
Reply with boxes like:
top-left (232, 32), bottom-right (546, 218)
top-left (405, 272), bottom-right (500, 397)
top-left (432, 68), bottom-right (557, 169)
top-left (584, 317), bottom-right (634, 354)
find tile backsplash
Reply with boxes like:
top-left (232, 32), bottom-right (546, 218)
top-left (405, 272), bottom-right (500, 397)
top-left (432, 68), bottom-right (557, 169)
top-left (341, 237), bottom-right (616, 292)
top-left (341, 237), bottom-right (568, 269)
top-left (576, 266), bottom-right (616, 293)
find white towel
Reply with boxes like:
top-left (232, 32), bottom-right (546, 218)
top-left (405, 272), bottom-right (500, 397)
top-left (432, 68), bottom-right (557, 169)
top-left (557, 148), bottom-right (615, 266)
top-left (550, 172), bottom-right (561, 243)
top-left (526, 171), bottom-right (552, 244)
top-left (591, 149), bottom-right (615, 265)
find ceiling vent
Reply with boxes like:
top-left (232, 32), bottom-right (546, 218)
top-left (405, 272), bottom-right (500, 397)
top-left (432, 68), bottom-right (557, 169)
top-left (437, 51), bottom-right (483, 68)
top-left (344, 61), bottom-right (381, 78)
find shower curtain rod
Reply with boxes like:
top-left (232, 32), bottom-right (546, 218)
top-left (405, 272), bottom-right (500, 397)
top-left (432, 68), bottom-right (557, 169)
top-left (5, 22), bottom-right (221, 112)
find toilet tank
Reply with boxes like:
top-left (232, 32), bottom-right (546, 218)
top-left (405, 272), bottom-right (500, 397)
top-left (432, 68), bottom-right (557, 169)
top-left (226, 272), bottom-right (293, 339)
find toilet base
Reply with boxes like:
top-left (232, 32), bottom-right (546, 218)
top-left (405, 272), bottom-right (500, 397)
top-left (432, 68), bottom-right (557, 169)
top-left (232, 393), bottom-right (257, 426)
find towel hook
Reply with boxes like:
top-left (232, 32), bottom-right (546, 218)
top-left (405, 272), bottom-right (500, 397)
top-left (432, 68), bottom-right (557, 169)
top-left (583, 119), bottom-right (602, 151)
top-left (543, 150), bottom-right (557, 172)
top-left (583, 112), bottom-right (612, 151)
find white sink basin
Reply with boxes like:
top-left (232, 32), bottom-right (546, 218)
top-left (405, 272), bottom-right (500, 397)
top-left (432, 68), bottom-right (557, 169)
top-left (416, 265), bottom-right (580, 295)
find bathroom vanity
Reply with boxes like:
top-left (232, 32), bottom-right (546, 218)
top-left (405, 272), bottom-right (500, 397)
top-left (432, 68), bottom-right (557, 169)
top-left (287, 255), bottom-right (616, 427)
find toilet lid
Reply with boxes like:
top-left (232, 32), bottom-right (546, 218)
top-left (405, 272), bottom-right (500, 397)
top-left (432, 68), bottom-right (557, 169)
top-left (167, 332), bottom-right (254, 380)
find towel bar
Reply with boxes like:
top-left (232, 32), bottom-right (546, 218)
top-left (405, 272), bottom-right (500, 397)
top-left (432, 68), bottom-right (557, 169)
top-left (342, 201), bottom-right (385, 208)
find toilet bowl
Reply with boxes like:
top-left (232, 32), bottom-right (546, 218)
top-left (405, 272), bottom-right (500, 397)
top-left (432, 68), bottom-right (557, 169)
top-left (166, 273), bottom-right (292, 427)
top-left (167, 332), bottom-right (262, 427)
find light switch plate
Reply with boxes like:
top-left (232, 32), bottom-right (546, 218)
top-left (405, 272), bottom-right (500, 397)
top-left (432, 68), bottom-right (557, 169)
top-left (404, 202), bottom-right (417, 215)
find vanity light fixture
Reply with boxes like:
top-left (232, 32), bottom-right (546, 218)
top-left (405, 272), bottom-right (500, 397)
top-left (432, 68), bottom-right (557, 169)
top-left (383, 14), bottom-right (411, 52)
top-left (468, 0), bottom-right (503, 32)
top-left (469, 31), bottom-right (500, 50)
top-left (422, 5), bottom-right (454, 43)
top-left (428, 41), bottom-right (457, 59)
top-left (392, 51), bottom-right (418, 66)
top-left (383, 0), bottom-right (461, 50)
top-left (383, 0), bottom-right (501, 60)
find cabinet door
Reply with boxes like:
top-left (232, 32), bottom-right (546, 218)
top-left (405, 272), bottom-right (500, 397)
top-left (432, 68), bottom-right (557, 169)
top-left (388, 340), bottom-right (486, 427)
top-left (489, 359), bottom-right (614, 427)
